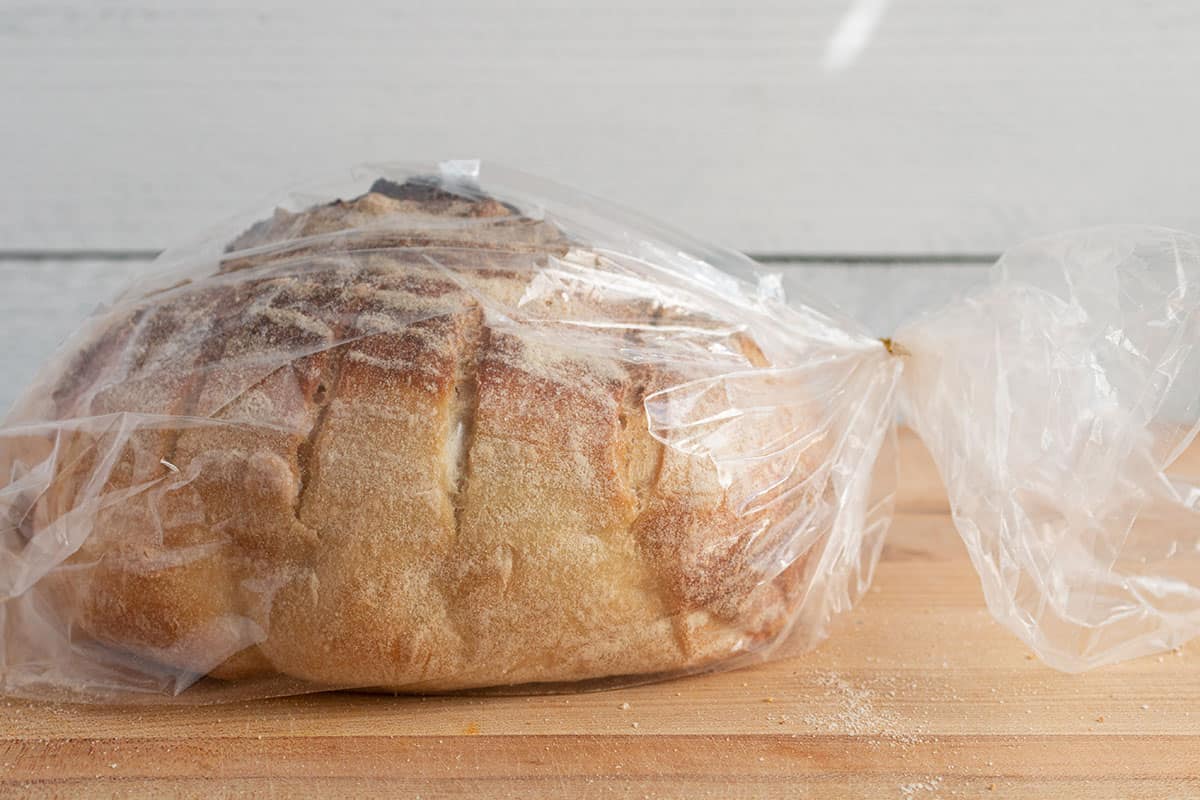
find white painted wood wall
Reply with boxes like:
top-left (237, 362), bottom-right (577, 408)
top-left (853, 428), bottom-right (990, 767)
top-left (2, 0), bottom-right (1194, 411)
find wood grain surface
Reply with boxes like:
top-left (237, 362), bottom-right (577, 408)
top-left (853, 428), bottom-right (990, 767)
top-left (4, 1), bottom-right (1200, 254)
top-left (1, 431), bottom-right (1197, 799)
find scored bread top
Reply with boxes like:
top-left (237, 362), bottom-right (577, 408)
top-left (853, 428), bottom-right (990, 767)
top-left (32, 176), bottom-right (826, 691)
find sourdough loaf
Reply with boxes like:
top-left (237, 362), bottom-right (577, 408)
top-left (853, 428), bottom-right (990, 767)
top-left (33, 177), bottom-right (824, 691)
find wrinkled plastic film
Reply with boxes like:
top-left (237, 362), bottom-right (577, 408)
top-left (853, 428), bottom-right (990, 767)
top-left (897, 226), bottom-right (1200, 670)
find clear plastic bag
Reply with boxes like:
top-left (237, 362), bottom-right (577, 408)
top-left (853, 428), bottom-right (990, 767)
top-left (1, 162), bottom-right (1197, 702)
top-left (898, 226), bottom-right (1200, 670)
top-left (0, 161), bottom-right (899, 701)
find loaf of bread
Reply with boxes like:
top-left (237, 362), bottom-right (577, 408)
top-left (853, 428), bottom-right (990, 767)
top-left (16, 176), bottom-right (827, 692)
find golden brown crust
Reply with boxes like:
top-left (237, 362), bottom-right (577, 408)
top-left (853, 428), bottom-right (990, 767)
top-left (31, 180), bottom-right (824, 691)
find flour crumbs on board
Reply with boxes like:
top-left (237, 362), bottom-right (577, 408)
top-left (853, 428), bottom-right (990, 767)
top-left (800, 671), bottom-right (924, 744)
top-left (900, 776), bottom-right (944, 797)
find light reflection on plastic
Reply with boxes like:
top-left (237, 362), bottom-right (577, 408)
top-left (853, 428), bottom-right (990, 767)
top-left (821, 0), bottom-right (893, 73)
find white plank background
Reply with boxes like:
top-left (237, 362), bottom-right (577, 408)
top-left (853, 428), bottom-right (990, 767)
top-left (2, 1), bottom-right (1199, 254)
top-left (0, 1), bottom-right (1190, 410)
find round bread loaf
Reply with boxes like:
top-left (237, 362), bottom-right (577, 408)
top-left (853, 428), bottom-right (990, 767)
top-left (29, 178), bottom-right (824, 692)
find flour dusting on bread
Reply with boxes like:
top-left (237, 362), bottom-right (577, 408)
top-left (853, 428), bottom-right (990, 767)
top-left (30, 177), bottom-right (827, 691)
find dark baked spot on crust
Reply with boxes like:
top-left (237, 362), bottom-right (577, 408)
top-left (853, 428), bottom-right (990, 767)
top-left (367, 177), bottom-right (517, 218)
top-left (49, 307), bottom-right (147, 419)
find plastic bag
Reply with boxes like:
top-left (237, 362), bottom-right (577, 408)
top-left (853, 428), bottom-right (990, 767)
top-left (0, 161), bottom-right (899, 701)
top-left (0, 161), bottom-right (1196, 702)
top-left (898, 226), bottom-right (1200, 670)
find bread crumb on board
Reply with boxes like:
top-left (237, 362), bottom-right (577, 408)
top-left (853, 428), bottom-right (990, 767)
top-left (795, 671), bottom-right (926, 748)
top-left (899, 776), bottom-right (942, 797)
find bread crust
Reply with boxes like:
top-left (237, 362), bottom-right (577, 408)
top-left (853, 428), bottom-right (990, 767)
top-left (33, 180), bottom-right (823, 691)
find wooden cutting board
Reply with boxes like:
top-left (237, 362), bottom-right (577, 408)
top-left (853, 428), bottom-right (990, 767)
top-left (1, 431), bottom-right (1197, 799)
